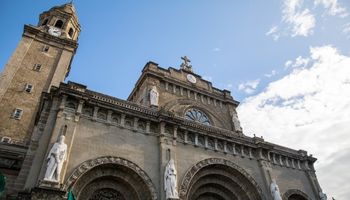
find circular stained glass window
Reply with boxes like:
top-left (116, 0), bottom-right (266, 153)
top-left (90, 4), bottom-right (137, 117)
top-left (185, 108), bottom-right (210, 125)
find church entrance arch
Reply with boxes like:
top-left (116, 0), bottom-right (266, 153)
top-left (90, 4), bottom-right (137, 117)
top-left (283, 189), bottom-right (310, 200)
top-left (179, 158), bottom-right (264, 200)
top-left (64, 156), bottom-right (157, 200)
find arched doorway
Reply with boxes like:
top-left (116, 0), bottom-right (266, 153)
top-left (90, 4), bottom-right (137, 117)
top-left (283, 189), bottom-right (310, 200)
top-left (64, 156), bottom-right (157, 200)
top-left (288, 194), bottom-right (307, 200)
top-left (179, 158), bottom-right (263, 200)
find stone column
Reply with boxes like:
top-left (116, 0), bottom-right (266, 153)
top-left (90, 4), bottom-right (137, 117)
top-left (120, 114), bottom-right (126, 127)
top-left (146, 121), bottom-right (151, 134)
top-left (159, 121), bottom-right (178, 200)
top-left (107, 110), bottom-right (113, 123)
top-left (232, 143), bottom-right (237, 155)
top-left (75, 100), bottom-right (84, 122)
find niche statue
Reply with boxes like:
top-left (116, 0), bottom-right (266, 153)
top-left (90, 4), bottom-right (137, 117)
top-left (44, 135), bottom-right (67, 182)
top-left (164, 159), bottom-right (179, 199)
top-left (270, 179), bottom-right (282, 200)
top-left (150, 86), bottom-right (159, 106)
top-left (232, 112), bottom-right (242, 132)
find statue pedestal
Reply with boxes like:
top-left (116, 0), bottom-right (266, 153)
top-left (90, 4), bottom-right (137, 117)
top-left (38, 180), bottom-right (61, 189)
top-left (31, 187), bottom-right (66, 200)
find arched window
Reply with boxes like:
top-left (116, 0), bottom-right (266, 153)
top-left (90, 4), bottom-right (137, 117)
top-left (42, 19), bottom-right (48, 26)
top-left (185, 108), bottom-right (210, 125)
top-left (68, 28), bottom-right (74, 38)
top-left (54, 20), bottom-right (63, 28)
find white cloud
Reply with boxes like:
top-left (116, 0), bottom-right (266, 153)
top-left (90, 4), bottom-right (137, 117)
top-left (266, 26), bottom-right (280, 41)
top-left (343, 23), bottom-right (350, 38)
top-left (238, 79), bottom-right (260, 94)
top-left (225, 83), bottom-right (233, 90)
top-left (237, 45), bottom-right (350, 199)
top-left (203, 76), bottom-right (213, 82)
top-left (291, 56), bottom-right (310, 68)
top-left (264, 70), bottom-right (277, 78)
top-left (268, 0), bottom-right (348, 39)
top-left (284, 60), bottom-right (293, 68)
top-left (314, 0), bottom-right (348, 17)
top-left (282, 0), bottom-right (316, 37)
top-left (212, 47), bottom-right (221, 52)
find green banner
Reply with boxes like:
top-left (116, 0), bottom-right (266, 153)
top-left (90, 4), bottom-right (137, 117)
top-left (0, 172), bottom-right (5, 197)
top-left (67, 190), bottom-right (75, 200)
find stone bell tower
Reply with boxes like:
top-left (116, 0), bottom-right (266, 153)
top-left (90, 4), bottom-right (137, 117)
top-left (0, 3), bottom-right (80, 144)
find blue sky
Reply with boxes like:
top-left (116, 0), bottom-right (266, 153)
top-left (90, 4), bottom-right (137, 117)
top-left (1, 0), bottom-right (350, 199)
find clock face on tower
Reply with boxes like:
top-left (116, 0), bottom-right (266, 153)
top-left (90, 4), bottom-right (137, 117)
top-left (187, 74), bottom-right (197, 84)
top-left (48, 27), bottom-right (62, 37)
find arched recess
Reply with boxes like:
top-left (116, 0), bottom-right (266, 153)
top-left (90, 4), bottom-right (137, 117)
top-left (64, 156), bottom-right (157, 200)
top-left (162, 99), bottom-right (229, 129)
top-left (283, 189), bottom-right (311, 200)
top-left (179, 158), bottom-right (264, 200)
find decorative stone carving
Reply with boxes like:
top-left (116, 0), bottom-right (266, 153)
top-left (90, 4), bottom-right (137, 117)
top-left (164, 159), bottom-right (179, 199)
top-left (179, 158), bottom-right (263, 199)
top-left (270, 179), bottom-right (282, 200)
top-left (65, 156), bottom-right (158, 200)
top-left (232, 111), bottom-right (242, 132)
top-left (282, 189), bottom-right (311, 200)
top-left (44, 135), bottom-right (67, 182)
top-left (150, 86), bottom-right (159, 106)
top-left (90, 188), bottom-right (125, 200)
top-left (319, 191), bottom-right (327, 200)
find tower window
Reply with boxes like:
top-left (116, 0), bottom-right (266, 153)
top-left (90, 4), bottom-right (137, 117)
top-left (42, 19), bottom-right (48, 26)
top-left (12, 108), bottom-right (23, 119)
top-left (24, 84), bottom-right (33, 93)
top-left (42, 45), bottom-right (49, 52)
top-left (68, 28), bottom-right (74, 38)
top-left (54, 20), bottom-right (63, 28)
top-left (33, 64), bottom-right (42, 71)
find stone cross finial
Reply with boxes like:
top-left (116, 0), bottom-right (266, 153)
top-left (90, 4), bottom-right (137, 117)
top-left (180, 56), bottom-right (193, 72)
top-left (181, 56), bottom-right (190, 65)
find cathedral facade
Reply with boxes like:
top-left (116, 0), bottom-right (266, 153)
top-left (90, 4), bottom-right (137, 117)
top-left (0, 3), bottom-right (326, 200)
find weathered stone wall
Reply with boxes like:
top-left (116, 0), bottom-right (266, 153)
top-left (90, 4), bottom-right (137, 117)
top-left (0, 28), bottom-right (76, 144)
top-left (22, 86), bottom-right (319, 200)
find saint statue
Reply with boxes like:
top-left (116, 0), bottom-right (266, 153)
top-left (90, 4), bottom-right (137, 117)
top-left (232, 112), bottom-right (242, 132)
top-left (44, 135), bottom-right (67, 182)
top-left (150, 86), bottom-right (159, 106)
top-left (319, 191), bottom-right (327, 200)
top-left (164, 159), bottom-right (179, 199)
top-left (270, 179), bottom-right (282, 200)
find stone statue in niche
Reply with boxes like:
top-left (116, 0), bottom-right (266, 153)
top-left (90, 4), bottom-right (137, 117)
top-left (270, 179), bottom-right (282, 200)
top-left (232, 111), bottom-right (242, 132)
top-left (44, 135), bottom-right (67, 182)
top-left (319, 191), bottom-right (328, 200)
top-left (164, 159), bottom-right (179, 199)
top-left (150, 86), bottom-right (159, 106)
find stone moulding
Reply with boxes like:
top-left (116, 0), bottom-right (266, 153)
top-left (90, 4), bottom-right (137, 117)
top-left (179, 158), bottom-right (265, 200)
top-left (282, 189), bottom-right (311, 200)
top-left (64, 156), bottom-right (158, 200)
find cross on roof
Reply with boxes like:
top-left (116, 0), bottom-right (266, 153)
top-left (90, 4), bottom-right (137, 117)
top-left (180, 56), bottom-right (193, 72)
top-left (181, 56), bottom-right (191, 66)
